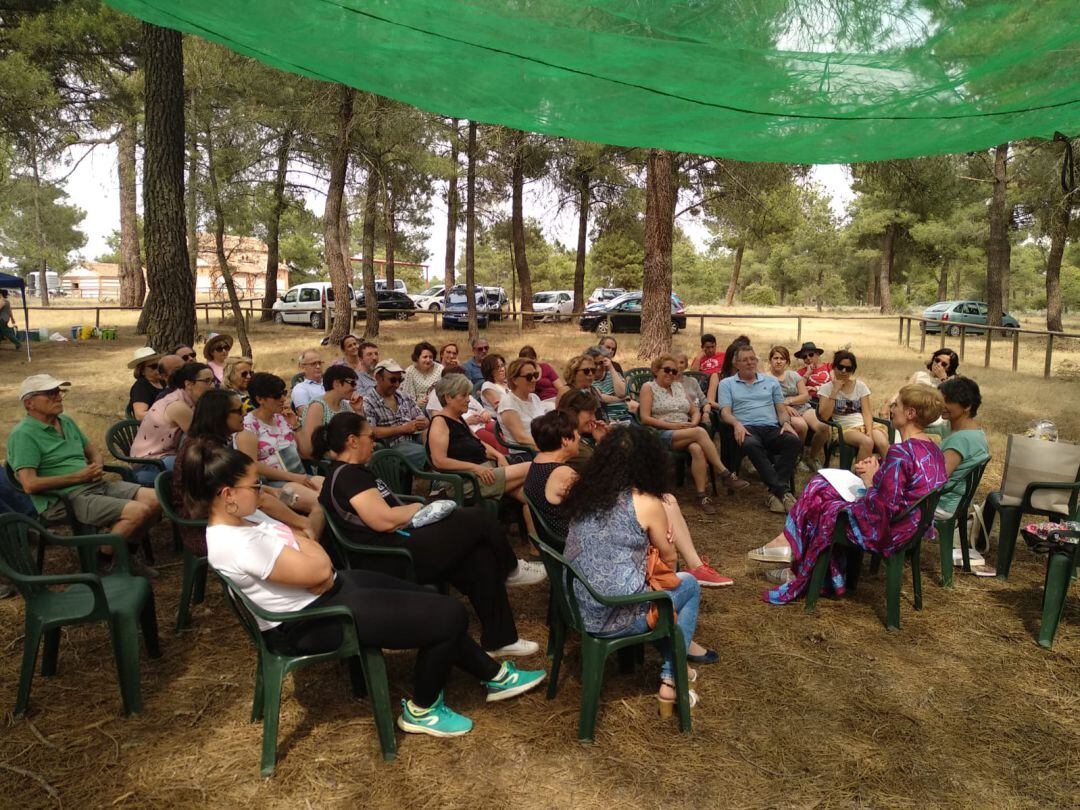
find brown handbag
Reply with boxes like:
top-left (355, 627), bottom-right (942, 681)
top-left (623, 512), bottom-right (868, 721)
top-left (645, 545), bottom-right (681, 628)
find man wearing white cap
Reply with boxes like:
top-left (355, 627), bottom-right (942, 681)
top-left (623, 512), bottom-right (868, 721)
top-left (363, 359), bottom-right (429, 467)
top-left (7, 374), bottom-right (161, 555)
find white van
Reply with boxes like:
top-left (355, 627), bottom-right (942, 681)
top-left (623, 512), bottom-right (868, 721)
top-left (272, 281), bottom-right (354, 328)
top-left (533, 290), bottom-right (574, 321)
top-left (374, 278), bottom-right (408, 294)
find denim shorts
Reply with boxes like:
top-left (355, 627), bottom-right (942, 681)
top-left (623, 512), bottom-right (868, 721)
top-left (657, 429), bottom-right (676, 447)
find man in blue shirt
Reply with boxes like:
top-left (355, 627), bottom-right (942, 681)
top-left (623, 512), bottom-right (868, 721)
top-left (717, 345), bottom-right (803, 513)
top-left (460, 337), bottom-right (490, 385)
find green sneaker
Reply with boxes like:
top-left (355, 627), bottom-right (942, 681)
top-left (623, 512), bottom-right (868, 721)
top-left (396, 692), bottom-right (473, 737)
top-left (483, 661), bottom-right (547, 703)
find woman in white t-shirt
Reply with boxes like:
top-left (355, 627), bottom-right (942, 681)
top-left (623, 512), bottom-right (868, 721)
top-left (816, 349), bottom-right (889, 462)
top-left (186, 440), bottom-right (546, 739)
top-left (479, 353), bottom-right (512, 415)
top-left (497, 358), bottom-right (550, 453)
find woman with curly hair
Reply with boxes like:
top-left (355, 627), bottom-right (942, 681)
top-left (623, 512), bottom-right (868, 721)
top-left (563, 354), bottom-right (599, 393)
top-left (562, 426), bottom-right (718, 715)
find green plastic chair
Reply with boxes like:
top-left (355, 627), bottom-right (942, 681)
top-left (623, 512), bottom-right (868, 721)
top-left (322, 510), bottom-right (418, 581)
top-left (124, 402), bottom-right (136, 421)
top-left (623, 367), bottom-right (653, 400)
top-left (1022, 525), bottom-right (1080, 648)
top-left (823, 417), bottom-right (895, 470)
top-left (105, 419), bottom-right (167, 474)
top-left (935, 458), bottom-right (991, 587)
top-left (491, 419), bottom-right (535, 459)
top-left (531, 537), bottom-right (693, 740)
top-left (366, 448), bottom-right (464, 504)
top-left (213, 569), bottom-right (396, 776)
top-left (980, 476), bottom-right (1080, 580)
top-left (0, 513), bottom-right (161, 716)
top-left (152, 471), bottom-right (209, 632)
top-left (804, 489), bottom-right (942, 631)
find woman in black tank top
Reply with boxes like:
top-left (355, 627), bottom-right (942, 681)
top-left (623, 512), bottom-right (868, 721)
top-left (523, 411), bottom-right (582, 540)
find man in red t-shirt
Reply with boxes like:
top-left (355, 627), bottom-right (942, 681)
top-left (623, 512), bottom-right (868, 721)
top-left (691, 333), bottom-right (724, 376)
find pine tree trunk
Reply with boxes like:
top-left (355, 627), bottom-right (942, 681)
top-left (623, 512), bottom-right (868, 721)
top-left (28, 140), bottom-right (51, 308)
top-left (205, 133), bottom-right (252, 358)
top-left (1045, 189), bottom-right (1071, 332)
top-left (985, 142), bottom-right (1010, 327)
top-left (141, 23), bottom-right (194, 353)
top-left (384, 180), bottom-right (396, 288)
top-left (186, 130), bottom-right (198, 278)
top-left (866, 264), bottom-right (877, 308)
top-left (444, 118), bottom-right (459, 294)
top-left (725, 242), bottom-right (745, 306)
top-left (261, 131), bottom-right (291, 320)
top-left (937, 257), bottom-right (950, 302)
top-left (117, 121), bottom-right (145, 307)
top-left (954, 262), bottom-right (962, 299)
top-left (323, 85), bottom-right (354, 346)
top-left (573, 169), bottom-right (589, 314)
top-left (878, 221), bottom-right (895, 313)
top-left (639, 149), bottom-right (676, 358)
top-left (361, 165), bottom-right (379, 337)
top-left (465, 121), bottom-right (479, 341)
top-left (510, 130), bottom-right (535, 330)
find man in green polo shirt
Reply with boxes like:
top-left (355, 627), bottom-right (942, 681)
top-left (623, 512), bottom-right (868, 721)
top-left (7, 374), bottom-right (161, 550)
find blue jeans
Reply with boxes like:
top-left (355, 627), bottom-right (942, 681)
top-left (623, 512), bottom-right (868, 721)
top-left (599, 571), bottom-right (700, 681)
top-left (134, 454), bottom-right (175, 485)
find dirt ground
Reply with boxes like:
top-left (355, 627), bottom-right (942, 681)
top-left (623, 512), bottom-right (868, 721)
top-left (0, 311), bottom-right (1077, 808)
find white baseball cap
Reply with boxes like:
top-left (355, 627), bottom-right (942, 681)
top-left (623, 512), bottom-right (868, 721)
top-left (19, 374), bottom-right (71, 400)
top-left (374, 359), bottom-right (404, 374)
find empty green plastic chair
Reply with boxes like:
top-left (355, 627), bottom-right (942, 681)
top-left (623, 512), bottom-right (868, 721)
top-left (106, 419), bottom-right (167, 474)
top-left (0, 513), bottom-right (161, 716)
top-left (935, 458), bottom-right (990, 587)
top-left (804, 489), bottom-right (942, 631)
top-left (213, 569), bottom-right (396, 776)
top-left (623, 367), bottom-right (653, 400)
top-left (531, 537), bottom-right (692, 740)
top-left (1021, 525), bottom-right (1079, 648)
top-left (982, 477), bottom-right (1080, 580)
top-left (153, 471), bottom-right (209, 632)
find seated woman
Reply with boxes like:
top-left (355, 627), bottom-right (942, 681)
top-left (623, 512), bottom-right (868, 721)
top-left (315, 411), bottom-right (545, 655)
top-left (479, 353), bottom-right (511, 414)
top-left (587, 346), bottom-right (636, 422)
top-left (766, 345), bottom-right (829, 469)
top-left (236, 372), bottom-right (324, 515)
top-left (639, 354), bottom-right (747, 515)
top-left (438, 341), bottom-right (459, 367)
top-left (911, 348), bottom-right (959, 388)
top-left (403, 340), bottom-right (443, 404)
top-left (937, 376), bottom-right (992, 573)
top-left (129, 362), bottom-right (217, 483)
top-left (557, 388), bottom-right (608, 473)
top-left (816, 349), bottom-right (890, 462)
top-left (673, 350), bottom-right (709, 417)
top-left (562, 427), bottom-right (719, 713)
top-left (427, 364), bottom-right (504, 453)
top-left (564, 354), bottom-right (599, 394)
top-left (527, 411), bottom-right (730, 587)
top-left (332, 334), bottom-right (364, 374)
top-left (297, 365), bottom-right (358, 458)
top-left (203, 333), bottom-right (233, 384)
top-left (497, 358), bottom-right (549, 453)
top-left (175, 390), bottom-right (316, 554)
top-left (186, 440), bottom-right (545, 738)
top-left (222, 356), bottom-right (254, 413)
top-left (127, 347), bottom-right (165, 421)
top-left (427, 374), bottom-right (531, 505)
top-left (748, 385), bottom-right (948, 602)
top-left (518, 345), bottom-right (566, 403)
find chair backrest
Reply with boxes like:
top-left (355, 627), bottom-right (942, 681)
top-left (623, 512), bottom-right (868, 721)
top-left (153, 470), bottom-right (208, 528)
top-left (493, 419), bottom-right (533, 455)
top-left (532, 537), bottom-right (590, 635)
top-left (684, 370), bottom-right (710, 394)
top-left (212, 568), bottom-right (267, 652)
top-left (894, 487), bottom-right (944, 547)
top-left (951, 457), bottom-right (991, 519)
top-left (105, 419), bottom-right (141, 460)
top-left (367, 448), bottom-right (414, 495)
top-left (524, 492), bottom-right (566, 551)
top-left (624, 368), bottom-right (654, 400)
top-left (124, 402), bottom-right (136, 421)
top-left (0, 513), bottom-right (46, 594)
top-left (290, 371), bottom-right (306, 388)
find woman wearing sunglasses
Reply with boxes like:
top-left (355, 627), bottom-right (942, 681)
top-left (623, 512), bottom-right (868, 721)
top-left (497, 358), bottom-right (549, 453)
top-left (639, 354), bottom-right (747, 515)
top-left (222, 356), bottom-right (255, 413)
top-left (816, 349), bottom-right (889, 462)
top-left (297, 365), bottom-right (360, 458)
top-left (564, 354), bottom-right (599, 393)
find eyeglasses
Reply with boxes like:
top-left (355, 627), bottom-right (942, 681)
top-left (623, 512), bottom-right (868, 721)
top-left (301, 360), bottom-right (323, 367)
top-left (835, 365), bottom-right (855, 373)
top-left (933, 359), bottom-right (950, 366)
top-left (33, 388), bottom-right (65, 400)
top-left (519, 372), bottom-right (540, 381)
top-left (195, 375), bottom-right (217, 384)
top-left (475, 346), bottom-right (490, 353)
top-left (180, 353), bottom-right (196, 361)
top-left (659, 367), bottom-right (679, 375)
top-left (341, 378), bottom-right (357, 387)
top-left (233, 483), bottom-right (263, 494)
top-left (578, 367), bottom-right (596, 376)
top-left (239, 370), bottom-right (253, 379)
top-left (385, 376), bottom-right (403, 385)
top-left (212, 346), bottom-right (229, 354)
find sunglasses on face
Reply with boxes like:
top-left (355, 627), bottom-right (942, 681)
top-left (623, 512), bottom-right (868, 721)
top-left (475, 346), bottom-right (490, 353)
top-left (660, 367), bottom-right (679, 375)
top-left (180, 353), bottom-right (196, 361)
top-left (301, 360), bottom-right (323, 367)
top-left (239, 370), bottom-right (253, 379)
top-left (518, 372), bottom-right (540, 381)
top-left (34, 388), bottom-right (65, 400)
top-left (341, 379), bottom-right (358, 387)
top-left (933, 359), bottom-right (950, 366)
top-left (579, 367), bottom-right (596, 376)
top-left (835, 365), bottom-right (855, 373)
top-left (385, 376), bottom-right (403, 385)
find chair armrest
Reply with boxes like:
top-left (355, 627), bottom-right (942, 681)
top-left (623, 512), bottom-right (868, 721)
top-left (251, 600), bottom-right (355, 625)
top-left (827, 419), bottom-right (848, 444)
top-left (396, 495), bottom-right (427, 505)
top-left (413, 469), bottom-right (467, 504)
top-left (1020, 480), bottom-right (1080, 512)
top-left (104, 464), bottom-right (137, 483)
top-left (333, 536), bottom-right (417, 580)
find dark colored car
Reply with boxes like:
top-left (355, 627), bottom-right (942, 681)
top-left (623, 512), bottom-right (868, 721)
top-left (579, 292), bottom-right (686, 335)
top-left (353, 289), bottom-right (416, 322)
top-left (442, 290), bottom-right (490, 330)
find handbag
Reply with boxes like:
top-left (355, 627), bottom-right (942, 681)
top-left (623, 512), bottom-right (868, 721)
top-left (644, 544), bottom-right (681, 629)
top-left (1000, 435), bottom-right (1080, 513)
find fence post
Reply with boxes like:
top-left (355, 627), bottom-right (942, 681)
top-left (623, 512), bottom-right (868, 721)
top-left (983, 328), bottom-right (993, 368)
top-left (919, 322), bottom-right (926, 353)
top-left (95, 308), bottom-right (101, 328)
top-left (897, 317), bottom-right (903, 345)
top-left (699, 314), bottom-right (704, 338)
top-left (1012, 331), bottom-right (1020, 372)
top-left (958, 324), bottom-right (966, 361)
top-left (939, 329), bottom-right (946, 349)
top-left (796, 315), bottom-right (802, 343)
top-left (203, 304), bottom-right (209, 324)
top-left (1044, 334), bottom-right (1054, 379)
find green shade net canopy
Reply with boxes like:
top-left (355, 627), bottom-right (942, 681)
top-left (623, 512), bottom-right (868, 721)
top-left (106, 0), bottom-right (1080, 163)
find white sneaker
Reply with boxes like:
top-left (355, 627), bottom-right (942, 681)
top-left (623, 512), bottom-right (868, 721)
top-left (952, 547), bottom-right (985, 566)
top-left (505, 559), bottom-right (546, 587)
top-left (487, 638), bottom-right (540, 656)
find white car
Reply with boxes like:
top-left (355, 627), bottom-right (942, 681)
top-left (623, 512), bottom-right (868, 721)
top-left (533, 290), bottom-right (574, 321)
top-left (411, 284), bottom-right (446, 311)
top-left (271, 281), bottom-right (354, 328)
top-left (374, 278), bottom-right (408, 294)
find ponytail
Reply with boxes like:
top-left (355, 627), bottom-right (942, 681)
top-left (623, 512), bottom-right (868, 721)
top-left (312, 411), bottom-right (367, 459)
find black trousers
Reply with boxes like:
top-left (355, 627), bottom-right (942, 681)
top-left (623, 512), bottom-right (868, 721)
top-left (742, 425), bottom-right (803, 497)
top-left (265, 569), bottom-right (500, 707)
top-left (347, 506), bottom-right (520, 650)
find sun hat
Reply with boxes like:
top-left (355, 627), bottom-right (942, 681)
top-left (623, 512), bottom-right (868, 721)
top-left (19, 374), bottom-right (71, 400)
top-left (126, 346), bottom-right (164, 369)
top-left (794, 342), bottom-right (825, 359)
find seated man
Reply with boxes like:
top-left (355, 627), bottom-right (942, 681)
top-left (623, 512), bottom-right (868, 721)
top-left (460, 337), bottom-right (490, 386)
top-left (354, 340), bottom-right (380, 401)
top-left (290, 348), bottom-right (325, 409)
top-left (717, 345), bottom-right (802, 514)
top-left (362, 360), bottom-right (430, 467)
top-left (7, 374), bottom-right (162, 566)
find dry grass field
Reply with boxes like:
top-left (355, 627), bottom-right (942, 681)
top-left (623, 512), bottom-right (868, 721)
top-left (0, 306), bottom-right (1077, 809)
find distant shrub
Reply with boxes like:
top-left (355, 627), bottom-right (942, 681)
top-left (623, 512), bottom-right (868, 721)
top-left (741, 283), bottom-right (778, 307)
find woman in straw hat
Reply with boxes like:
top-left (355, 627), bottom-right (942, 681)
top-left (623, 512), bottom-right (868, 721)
top-left (127, 346), bottom-right (165, 421)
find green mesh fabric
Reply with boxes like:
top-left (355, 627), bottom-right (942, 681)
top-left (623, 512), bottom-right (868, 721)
top-left (106, 0), bottom-right (1080, 163)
